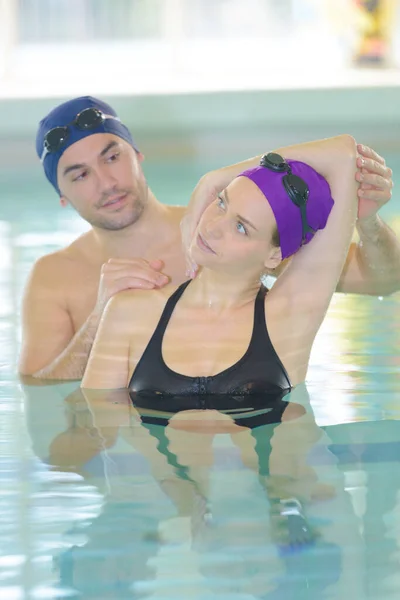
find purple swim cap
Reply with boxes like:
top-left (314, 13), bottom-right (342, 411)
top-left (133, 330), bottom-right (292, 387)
top-left (239, 160), bottom-right (334, 259)
top-left (36, 96), bottom-right (139, 194)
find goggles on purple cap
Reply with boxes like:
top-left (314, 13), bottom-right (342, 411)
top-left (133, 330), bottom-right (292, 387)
top-left (260, 152), bottom-right (316, 244)
top-left (239, 154), bottom-right (334, 259)
top-left (40, 107), bottom-right (121, 163)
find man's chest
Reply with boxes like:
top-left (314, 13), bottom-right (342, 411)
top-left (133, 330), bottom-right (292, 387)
top-left (66, 269), bottom-right (101, 332)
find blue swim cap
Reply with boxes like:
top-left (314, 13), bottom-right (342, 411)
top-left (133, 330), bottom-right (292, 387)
top-left (36, 96), bottom-right (139, 194)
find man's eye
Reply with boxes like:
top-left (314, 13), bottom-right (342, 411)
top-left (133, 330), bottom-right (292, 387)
top-left (73, 171), bottom-right (87, 181)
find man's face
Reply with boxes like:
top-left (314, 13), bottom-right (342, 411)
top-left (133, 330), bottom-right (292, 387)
top-left (57, 133), bottom-right (147, 230)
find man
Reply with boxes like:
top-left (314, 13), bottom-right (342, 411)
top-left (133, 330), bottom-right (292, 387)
top-left (18, 96), bottom-right (399, 380)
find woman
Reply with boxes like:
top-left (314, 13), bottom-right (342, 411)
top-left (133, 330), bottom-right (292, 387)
top-left (82, 135), bottom-right (358, 403)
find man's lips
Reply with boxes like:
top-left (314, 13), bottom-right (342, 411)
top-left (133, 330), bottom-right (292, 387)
top-left (101, 193), bottom-right (127, 208)
top-left (197, 232), bottom-right (216, 254)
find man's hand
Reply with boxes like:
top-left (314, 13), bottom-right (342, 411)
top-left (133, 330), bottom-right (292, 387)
top-left (95, 258), bottom-right (169, 314)
top-left (356, 144), bottom-right (393, 222)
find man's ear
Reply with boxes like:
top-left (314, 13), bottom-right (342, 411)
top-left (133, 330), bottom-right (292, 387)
top-left (137, 151), bottom-right (145, 163)
top-left (264, 247), bottom-right (282, 271)
top-left (60, 196), bottom-right (68, 207)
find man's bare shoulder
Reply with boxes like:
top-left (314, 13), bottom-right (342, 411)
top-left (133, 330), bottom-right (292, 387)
top-left (28, 232), bottom-right (95, 286)
top-left (168, 205), bottom-right (186, 217)
top-left (165, 204), bottom-right (186, 227)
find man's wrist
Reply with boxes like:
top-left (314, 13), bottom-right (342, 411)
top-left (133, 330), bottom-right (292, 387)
top-left (356, 213), bottom-right (382, 242)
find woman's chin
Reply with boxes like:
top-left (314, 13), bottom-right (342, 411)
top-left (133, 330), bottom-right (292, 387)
top-left (190, 245), bottom-right (216, 266)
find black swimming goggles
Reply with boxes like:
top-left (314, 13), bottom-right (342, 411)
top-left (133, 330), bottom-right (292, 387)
top-left (260, 152), bottom-right (316, 244)
top-left (40, 107), bottom-right (121, 162)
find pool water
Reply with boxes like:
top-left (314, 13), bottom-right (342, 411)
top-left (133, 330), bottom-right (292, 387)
top-left (1, 153), bottom-right (400, 599)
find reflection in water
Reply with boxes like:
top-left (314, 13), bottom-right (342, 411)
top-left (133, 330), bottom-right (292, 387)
top-left (18, 382), bottom-right (371, 598)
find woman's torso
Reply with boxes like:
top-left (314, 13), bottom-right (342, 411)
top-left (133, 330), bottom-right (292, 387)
top-left (127, 281), bottom-right (293, 407)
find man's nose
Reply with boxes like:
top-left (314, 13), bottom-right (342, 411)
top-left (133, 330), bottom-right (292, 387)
top-left (95, 164), bottom-right (118, 192)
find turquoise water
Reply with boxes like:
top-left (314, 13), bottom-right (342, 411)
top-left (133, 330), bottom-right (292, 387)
top-left (1, 154), bottom-right (400, 599)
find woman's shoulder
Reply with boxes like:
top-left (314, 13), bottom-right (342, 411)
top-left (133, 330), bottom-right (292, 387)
top-left (105, 284), bottom-right (179, 317)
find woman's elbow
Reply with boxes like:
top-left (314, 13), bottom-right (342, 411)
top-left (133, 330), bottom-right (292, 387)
top-left (337, 134), bottom-right (358, 160)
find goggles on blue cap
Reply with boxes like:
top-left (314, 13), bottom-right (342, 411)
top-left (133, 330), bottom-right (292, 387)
top-left (37, 96), bottom-right (140, 194)
top-left (40, 107), bottom-right (121, 162)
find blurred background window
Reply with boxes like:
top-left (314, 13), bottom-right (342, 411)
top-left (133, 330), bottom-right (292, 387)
top-left (17, 0), bottom-right (163, 42)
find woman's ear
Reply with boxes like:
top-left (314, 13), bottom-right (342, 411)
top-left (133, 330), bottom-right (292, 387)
top-left (60, 196), bottom-right (68, 207)
top-left (264, 247), bottom-right (282, 271)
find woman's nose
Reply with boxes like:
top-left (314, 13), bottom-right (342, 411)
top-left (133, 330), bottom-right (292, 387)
top-left (204, 215), bottom-right (224, 240)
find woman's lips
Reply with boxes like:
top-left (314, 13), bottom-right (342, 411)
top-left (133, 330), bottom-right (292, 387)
top-left (197, 233), bottom-right (216, 254)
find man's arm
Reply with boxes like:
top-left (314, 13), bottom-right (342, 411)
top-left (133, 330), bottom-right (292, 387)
top-left (336, 145), bottom-right (399, 295)
top-left (274, 215), bottom-right (400, 295)
top-left (18, 256), bottom-right (169, 380)
top-left (336, 217), bottom-right (400, 295)
top-left (18, 256), bottom-right (102, 380)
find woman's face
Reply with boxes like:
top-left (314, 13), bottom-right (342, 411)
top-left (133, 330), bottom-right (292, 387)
top-left (189, 176), bottom-right (281, 276)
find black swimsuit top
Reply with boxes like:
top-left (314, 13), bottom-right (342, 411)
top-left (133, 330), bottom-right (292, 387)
top-left (128, 281), bottom-right (291, 406)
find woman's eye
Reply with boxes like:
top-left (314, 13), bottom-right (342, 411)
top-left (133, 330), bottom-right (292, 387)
top-left (217, 196), bottom-right (225, 209)
top-left (236, 221), bottom-right (248, 236)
